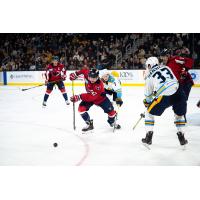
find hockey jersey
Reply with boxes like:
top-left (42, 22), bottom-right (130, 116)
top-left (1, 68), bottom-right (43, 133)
top-left (103, 75), bottom-right (122, 98)
top-left (75, 68), bottom-right (106, 105)
top-left (145, 64), bottom-right (179, 103)
top-left (45, 63), bottom-right (66, 82)
top-left (167, 56), bottom-right (194, 85)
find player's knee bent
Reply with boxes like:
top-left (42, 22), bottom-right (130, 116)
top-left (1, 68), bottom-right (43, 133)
top-left (174, 114), bottom-right (184, 121)
top-left (107, 110), bottom-right (116, 125)
top-left (46, 89), bottom-right (52, 94)
top-left (108, 110), bottom-right (116, 118)
top-left (60, 88), bottom-right (66, 93)
top-left (78, 106), bottom-right (87, 113)
top-left (145, 111), bottom-right (154, 120)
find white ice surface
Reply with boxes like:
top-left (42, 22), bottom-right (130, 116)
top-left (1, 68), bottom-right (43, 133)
top-left (0, 85), bottom-right (200, 165)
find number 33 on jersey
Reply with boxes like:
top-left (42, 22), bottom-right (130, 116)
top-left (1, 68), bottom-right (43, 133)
top-left (145, 64), bottom-right (179, 102)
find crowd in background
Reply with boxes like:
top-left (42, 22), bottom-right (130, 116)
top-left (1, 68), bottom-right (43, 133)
top-left (1, 33), bottom-right (200, 71)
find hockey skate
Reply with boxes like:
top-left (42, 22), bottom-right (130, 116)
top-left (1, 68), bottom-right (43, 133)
top-left (177, 132), bottom-right (188, 146)
top-left (142, 131), bottom-right (153, 150)
top-left (42, 101), bottom-right (47, 108)
top-left (108, 117), bottom-right (121, 131)
top-left (142, 131), bottom-right (153, 149)
top-left (65, 100), bottom-right (70, 105)
top-left (110, 123), bottom-right (121, 130)
top-left (82, 120), bottom-right (94, 133)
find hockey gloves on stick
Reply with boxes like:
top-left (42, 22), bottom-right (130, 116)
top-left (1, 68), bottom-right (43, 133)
top-left (70, 73), bottom-right (78, 81)
top-left (143, 99), bottom-right (150, 108)
top-left (180, 68), bottom-right (188, 80)
top-left (70, 95), bottom-right (81, 103)
top-left (61, 75), bottom-right (66, 81)
top-left (115, 98), bottom-right (123, 107)
top-left (45, 80), bottom-right (48, 86)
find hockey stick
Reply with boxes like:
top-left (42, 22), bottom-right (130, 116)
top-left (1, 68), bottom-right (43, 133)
top-left (21, 80), bottom-right (60, 91)
top-left (113, 104), bottom-right (120, 133)
top-left (21, 84), bottom-right (44, 91)
top-left (72, 80), bottom-right (76, 130)
top-left (133, 112), bottom-right (145, 131)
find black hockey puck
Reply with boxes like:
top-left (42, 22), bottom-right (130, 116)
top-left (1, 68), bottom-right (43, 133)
top-left (53, 143), bottom-right (58, 147)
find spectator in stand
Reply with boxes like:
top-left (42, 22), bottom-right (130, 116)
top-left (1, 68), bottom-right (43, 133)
top-left (1, 33), bottom-right (200, 71)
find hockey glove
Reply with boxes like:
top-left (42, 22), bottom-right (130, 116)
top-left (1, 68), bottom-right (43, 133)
top-left (180, 68), bottom-right (188, 80)
top-left (115, 98), bottom-right (123, 107)
top-left (143, 99), bottom-right (150, 108)
top-left (69, 73), bottom-right (78, 81)
top-left (45, 80), bottom-right (48, 86)
top-left (70, 95), bottom-right (81, 103)
top-left (61, 75), bottom-right (66, 81)
top-left (197, 100), bottom-right (200, 108)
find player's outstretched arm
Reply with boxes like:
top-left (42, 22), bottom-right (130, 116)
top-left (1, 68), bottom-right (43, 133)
top-left (69, 72), bottom-right (78, 81)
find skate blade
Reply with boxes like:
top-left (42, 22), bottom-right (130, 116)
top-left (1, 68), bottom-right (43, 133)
top-left (113, 124), bottom-right (121, 132)
top-left (113, 127), bottom-right (119, 132)
top-left (82, 130), bottom-right (94, 134)
top-left (181, 144), bottom-right (187, 151)
top-left (142, 143), bottom-right (151, 150)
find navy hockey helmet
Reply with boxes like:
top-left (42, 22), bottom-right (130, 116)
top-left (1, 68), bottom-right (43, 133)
top-left (160, 48), bottom-right (171, 56)
top-left (88, 68), bottom-right (99, 78)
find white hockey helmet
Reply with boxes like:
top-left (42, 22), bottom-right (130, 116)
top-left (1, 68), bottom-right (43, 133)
top-left (145, 57), bottom-right (159, 69)
top-left (100, 69), bottom-right (109, 77)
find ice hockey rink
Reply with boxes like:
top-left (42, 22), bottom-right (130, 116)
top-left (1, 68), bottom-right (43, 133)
top-left (0, 85), bottom-right (200, 166)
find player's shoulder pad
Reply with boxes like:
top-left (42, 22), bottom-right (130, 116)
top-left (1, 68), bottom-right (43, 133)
top-left (59, 63), bottom-right (64, 67)
top-left (47, 64), bottom-right (53, 70)
top-left (108, 75), bottom-right (115, 83)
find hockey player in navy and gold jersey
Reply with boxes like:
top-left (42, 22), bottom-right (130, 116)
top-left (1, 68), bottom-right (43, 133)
top-left (100, 69), bottom-right (123, 107)
top-left (142, 57), bottom-right (188, 147)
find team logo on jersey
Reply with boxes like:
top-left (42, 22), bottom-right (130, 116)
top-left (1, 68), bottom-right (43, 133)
top-left (88, 89), bottom-right (97, 96)
top-left (96, 86), bottom-right (101, 90)
top-left (190, 72), bottom-right (197, 80)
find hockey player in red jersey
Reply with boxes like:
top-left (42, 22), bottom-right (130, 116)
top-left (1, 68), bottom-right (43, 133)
top-left (42, 56), bottom-right (70, 107)
top-left (69, 68), bottom-right (121, 133)
top-left (160, 48), bottom-right (194, 100)
top-left (160, 48), bottom-right (194, 121)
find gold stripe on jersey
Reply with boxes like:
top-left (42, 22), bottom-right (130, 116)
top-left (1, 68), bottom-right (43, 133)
top-left (147, 96), bottom-right (163, 113)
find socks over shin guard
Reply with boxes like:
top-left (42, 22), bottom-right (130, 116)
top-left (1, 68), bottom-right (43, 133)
top-left (81, 112), bottom-right (90, 122)
top-left (43, 93), bottom-right (49, 102)
top-left (62, 93), bottom-right (68, 101)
